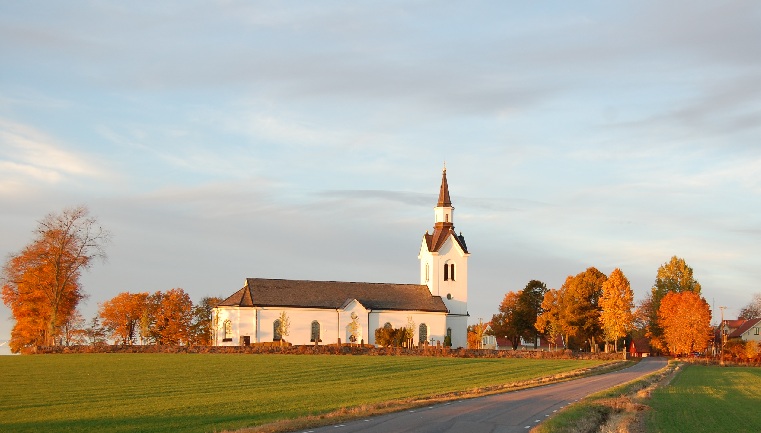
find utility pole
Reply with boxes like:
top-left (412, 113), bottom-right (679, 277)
top-left (719, 306), bottom-right (727, 366)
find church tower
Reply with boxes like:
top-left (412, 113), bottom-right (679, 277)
top-left (419, 167), bottom-right (470, 348)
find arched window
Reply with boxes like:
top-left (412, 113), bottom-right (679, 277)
top-left (419, 323), bottom-right (428, 344)
top-left (223, 320), bottom-right (232, 342)
top-left (311, 320), bottom-right (321, 342)
top-left (384, 322), bottom-right (392, 329)
top-left (447, 328), bottom-right (452, 339)
top-left (273, 319), bottom-right (282, 341)
top-left (450, 263), bottom-right (455, 281)
top-left (425, 263), bottom-right (429, 282)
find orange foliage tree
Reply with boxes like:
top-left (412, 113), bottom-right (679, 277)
top-left (1, 206), bottom-right (110, 352)
top-left (144, 288), bottom-right (194, 345)
top-left (560, 267), bottom-right (608, 352)
top-left (599, 268), bottom-right (635, 352)
top-left (189, 296), bottom-right (222, 345)
top-left (467, 321), bottom-right (488, 349)
top-left (99, 292), bottom-right (149, 345)
top-left (657, 291), bottom-right (712, 356)
top-left (648, 256), bottom-right (702, 352)
top-left (490, 291), bottom-right (522, 349)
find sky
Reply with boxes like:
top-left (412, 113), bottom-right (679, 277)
top-left (1, 1), bottom-right (760, 351)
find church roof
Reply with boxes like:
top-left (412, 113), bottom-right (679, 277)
top-left (424, 228), bottom-right (469, 253)
top-left (425, 166), bottom-right (468, 254)
top-left (438, 167), bottom-right (452, 207)
top-left (217, 278), bottom-right (449, 313)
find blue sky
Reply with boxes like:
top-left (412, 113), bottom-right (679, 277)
top-left (2, 1), bottom-right (760, 348)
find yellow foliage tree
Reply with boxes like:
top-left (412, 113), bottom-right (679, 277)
top-left (599, 268), bottom-right (635, 352)
top-left (535, 288), bottom-right (563, 350)
top-left (657, 291), bottom-right (712, 356)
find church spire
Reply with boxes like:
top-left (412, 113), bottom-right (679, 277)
top-left (437, 165), bottom-right (452, 207)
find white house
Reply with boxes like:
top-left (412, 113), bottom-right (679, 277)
top-left (212, 168), bottom-right (471, 348)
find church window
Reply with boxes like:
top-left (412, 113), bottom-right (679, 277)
top-left (444, 263), bottom-right (455, 281)
top-left (425, 263), bottom-right (429, 282)
top-left (447, 328), bottom-right (452, 339)
top-left (384, 322), bottom-right (392, 329)
top-left (311, 320), bottom-right (321, 342)
top-left (419, 323), bottom-right (428, 345)
top-left (273, 319), bottom-right (282, 341)
top-left (223, 320), bottom-right (232, 342)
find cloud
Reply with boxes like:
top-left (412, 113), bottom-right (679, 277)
top-left (0, 119), bottom-right (110, 193)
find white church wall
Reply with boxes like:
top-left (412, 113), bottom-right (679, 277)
top-left (213, 307), bottom-right (256, 346)
top-left (339, 301), bottom-right (369, 344)
top-left (446, 315), bottom-right (468, 349)
top-left (258, 308), bottom-right (339, 345)
top-left (436, 238), bottom-right (468, 316)
top-left (370, 311), bottom-right (447, 346)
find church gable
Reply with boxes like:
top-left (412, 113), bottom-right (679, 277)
top-left (423, 229), bottom-right (468, 255)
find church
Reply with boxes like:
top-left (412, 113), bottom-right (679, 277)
top-left (212, 168), bottom-right (471, 348)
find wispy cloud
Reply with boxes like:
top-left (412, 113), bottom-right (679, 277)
top-left (0, 119), bottom-right (109, 192)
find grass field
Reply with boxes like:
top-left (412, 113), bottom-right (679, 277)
top-left (648, 364), bottom-right (761, 433)
top-left (0, 354), bottom-right (606, 433)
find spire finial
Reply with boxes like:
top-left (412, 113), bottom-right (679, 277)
top-left (443, 161), bottom-right (446, 174)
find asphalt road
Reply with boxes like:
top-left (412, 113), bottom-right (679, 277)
top-left (295, 357), bottom-right (667, 433)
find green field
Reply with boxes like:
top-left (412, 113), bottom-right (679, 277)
top-left (648, 364), bottom-right (761, 433)
top-left (0, 354), bottom-right (605, 433)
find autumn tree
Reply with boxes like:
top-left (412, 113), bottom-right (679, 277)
top-left (99, 292), bottom-right (149, 345)
top-left (490, 291), bottom-right (522, 349)
top-left (739, 293), bottom-right (761, 319)
top-left (535, 288), bottom-right (563, 350)
top-left (648, 256), bottom-right (702, 352)
top-left (599, 268), bottom-right (635, 352)
top-left (561, 267), bottom-right (608, 352)
top-left (276, 310), bottom-right (290, 344)
top-left (467, 321), bottom-right (488, 349)
top-left (140, 289), bottom-right (194, 345)
top-left (515, 280), bottom-right (548, 348)
top-left (84, 316), bottom-right (107, 345)
top-left (155, 289), bottom-right (193, 345)
top-left (658, 291), bottom-right (712, 356)
top-left (60, 310), bottom-right (87, 346)
top-left (188, 296), bottom-right (222, 345)
top-left (1, 206), bottom-right (110, 352)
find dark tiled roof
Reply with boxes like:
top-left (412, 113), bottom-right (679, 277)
top-left (729, 318), bottom-right (761, 338)
top-left (217, 278), bottom-right (449, 313)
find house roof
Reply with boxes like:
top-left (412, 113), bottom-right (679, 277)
top-left (729, 318), bottom-right (761, 338)
top-left (725, 319), bottom-right (747, 330)
top-left (217, 278), bottom-right (449, 313)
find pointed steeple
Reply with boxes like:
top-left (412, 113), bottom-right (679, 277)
top-left (437, 165), bottom-right (452, 207)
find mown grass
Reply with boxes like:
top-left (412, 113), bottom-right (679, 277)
top-left (647, 364), bottom-right (761, 433)
top-left (0, 354), bottom-right (606, 433)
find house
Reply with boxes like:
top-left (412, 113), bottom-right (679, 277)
top-left (629, 337), bottom-right (651, 357)
top-left (728, 318), bottom-right (761, 342)
top-left (212, 168), bottom-right (471, 348)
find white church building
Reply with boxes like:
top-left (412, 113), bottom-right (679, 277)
top-left (212, 168), bottom-right (471, 348)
